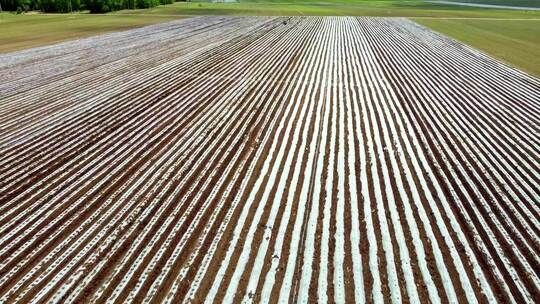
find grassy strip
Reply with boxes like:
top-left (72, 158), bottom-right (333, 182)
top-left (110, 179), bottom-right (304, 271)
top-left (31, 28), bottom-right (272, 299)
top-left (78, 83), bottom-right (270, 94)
top-left (429, 0), bottom-right (540, 8)
top-left (415, 18), bottom-right (540, 77)
top-left (114, 1), bottom-right (540, 17)
top-left (0, 13), bottom-right (180, 53)
top-left (1, 1), bottom-right (538, 79)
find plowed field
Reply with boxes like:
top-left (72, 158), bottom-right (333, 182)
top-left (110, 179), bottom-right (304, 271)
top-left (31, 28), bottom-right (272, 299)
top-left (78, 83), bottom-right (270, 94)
top-left (0, 16), bottom-right (539, 303)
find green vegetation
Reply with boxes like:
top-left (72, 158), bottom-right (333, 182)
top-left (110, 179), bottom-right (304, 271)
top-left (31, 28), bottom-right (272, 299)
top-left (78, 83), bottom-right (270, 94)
top-left (414, 18), bottom-right (540, 76)
top-left (1, 0), bottom-right (83, 12)
top-left (1, 0), bottom-right (538, 77)
top-left (40, 0), bottom-right (81, 12)
top-left (435, 0), bottom-right (540, 8)
top-left (0, 13), bottom-right (179, 53)
top-left (0, 0), bottom-right (175, 13)
top-left (111, 0), bottom-right (540, 76)
top-left (114, 1), bottom-right (540, 17)
top-left (84, 0), bottom-right (174, 13)
top-left (1, 0), bottom-right (40, 11)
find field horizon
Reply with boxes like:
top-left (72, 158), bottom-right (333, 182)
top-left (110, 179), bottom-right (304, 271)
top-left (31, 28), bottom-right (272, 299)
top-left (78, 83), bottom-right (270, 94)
top-left (1, 1), bottom-right (539, 303)
top-left (1, 16), bottom-right (539, 303)
top-left (1, 0), bottom-right (539, 77)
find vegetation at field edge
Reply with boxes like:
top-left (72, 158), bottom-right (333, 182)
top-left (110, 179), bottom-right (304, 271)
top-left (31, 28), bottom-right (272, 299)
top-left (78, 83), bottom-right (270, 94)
top-left (414, 18), bottom-right (540, 77)
top-left (0, 0), bottom-right (174, 13)
top-left (0, 0), bottom-right (539, 77)
top-left (0, 13), bottom-right (180, 53)
top-left (114, 1), bottom-right (540, 18)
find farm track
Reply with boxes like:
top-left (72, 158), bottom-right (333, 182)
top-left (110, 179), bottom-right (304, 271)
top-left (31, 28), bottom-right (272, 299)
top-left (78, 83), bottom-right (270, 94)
top-left (0, 16), bottom-right (539, 303)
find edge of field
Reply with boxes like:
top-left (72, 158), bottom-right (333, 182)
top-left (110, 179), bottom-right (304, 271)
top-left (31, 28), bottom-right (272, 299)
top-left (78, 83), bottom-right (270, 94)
top-left (413, 17), bottom-right (540, 77)
top-left (0, 13), bottom-right (184, 54)
top-left (1, 1), bottom-right (539, 78)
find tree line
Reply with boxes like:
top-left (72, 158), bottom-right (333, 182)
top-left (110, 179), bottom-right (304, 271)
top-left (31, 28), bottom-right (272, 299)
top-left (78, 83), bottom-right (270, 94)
top-left (1, 0), bottom-right (175, 13)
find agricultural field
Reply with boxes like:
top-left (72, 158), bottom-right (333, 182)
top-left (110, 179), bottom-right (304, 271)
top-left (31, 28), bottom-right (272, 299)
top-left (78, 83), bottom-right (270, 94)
top-left (0, 13), bottom-right (181, 53)
top-left (115, 0), bottom-right (540, 17)
top-left (2, 1), bottom-right (539, 76)
top-left (0, 16), bottom-right (539, 303)
top-left (431, 0), bottom-right (540, 8)
top-left (413, 18), bottom-right (540, 76)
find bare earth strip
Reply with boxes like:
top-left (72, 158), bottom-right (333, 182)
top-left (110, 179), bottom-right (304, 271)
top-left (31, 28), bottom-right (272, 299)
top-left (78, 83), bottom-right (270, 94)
top-left (0, 16), bottom-right (539, 303)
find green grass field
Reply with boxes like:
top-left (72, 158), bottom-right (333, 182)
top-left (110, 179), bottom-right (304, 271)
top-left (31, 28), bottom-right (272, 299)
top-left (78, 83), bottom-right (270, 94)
top-left (1, 1), bottom-right (539, 77)
top-left (0, 13), bottom-right (179, 53)
top-left (433, 0), bottom-right (540, 8)
top-left (414, 18), bottom-right (540, 76)
top-left (114, 1), bottom-right (540, 17)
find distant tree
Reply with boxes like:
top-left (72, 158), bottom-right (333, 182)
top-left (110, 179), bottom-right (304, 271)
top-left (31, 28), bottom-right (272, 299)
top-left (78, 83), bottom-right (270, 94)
top-left (40, 0), bottom-right (79, 12)
top-left (3, 0), bottom-right (19, 11)
top-left (1, 0), bottom-right (166, 14)
top-left (84, 0), bottom-right (157, 13)
top-left (135, 0), bottom-right (158, 9)
top-left (1, 0), bottom-right (81, 12)
top-left (124, 0), bottom-right (135, 9)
